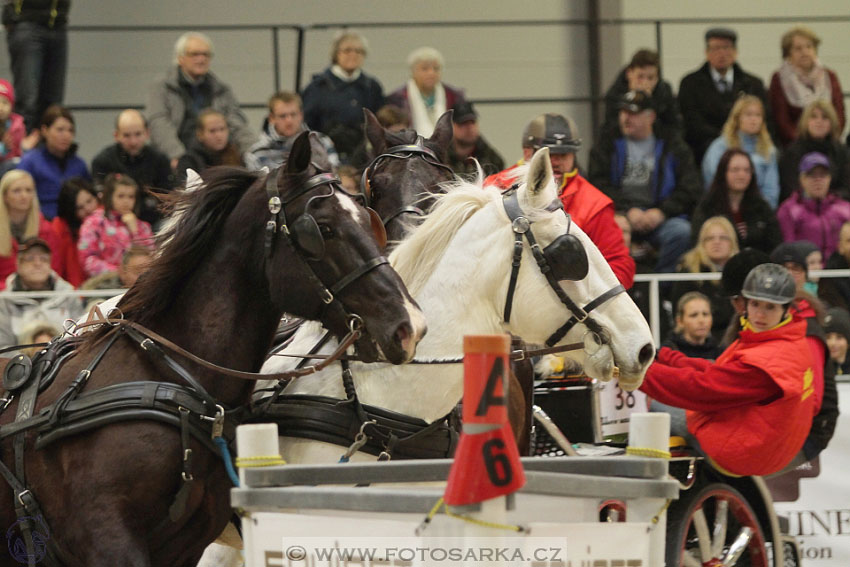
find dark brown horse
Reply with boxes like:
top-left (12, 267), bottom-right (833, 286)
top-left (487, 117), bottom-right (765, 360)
top-left (359, 109), bottom-right (455, 244)
top-left (0, 132), bottom-right (425, 566)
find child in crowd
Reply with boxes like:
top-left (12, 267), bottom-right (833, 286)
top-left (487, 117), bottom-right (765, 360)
top-left (77, 174), bottom-right (154, 278)
top-left (642, 264), bottom-right (817, 477)
top-left (0, 79), bottom-right (28, 170)
top-left (824, 307), bottom-right (850, 375)
top-left (663, 291), bottom-right (722, 360)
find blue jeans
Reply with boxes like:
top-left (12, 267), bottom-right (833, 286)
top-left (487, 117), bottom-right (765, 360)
top-left (6, 21), bottom-right (68, 131)
top-left (647, 216), bottom-right (691, 273)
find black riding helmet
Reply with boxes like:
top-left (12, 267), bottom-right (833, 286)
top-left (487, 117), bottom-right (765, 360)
top-left (741, 263), bottom-right (797, 305)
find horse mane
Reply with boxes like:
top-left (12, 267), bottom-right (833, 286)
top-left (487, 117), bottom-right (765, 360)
top-left (117, 166), bottom-right (262, 324)
top-left (389, 179), bottom-right (501, 297)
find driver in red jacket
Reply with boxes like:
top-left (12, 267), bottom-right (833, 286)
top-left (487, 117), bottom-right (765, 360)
top-left (640, 263), bottom-right (817, 476)
top-left (484, 113), bottom-right (635, 289)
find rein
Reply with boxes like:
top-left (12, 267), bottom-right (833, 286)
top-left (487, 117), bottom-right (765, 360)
top-left (72, 317), bottom-right (362, 383)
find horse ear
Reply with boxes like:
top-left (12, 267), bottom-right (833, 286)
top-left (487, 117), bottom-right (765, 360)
top-left (429, 111), bottom-right (454, 157)
top-left (285, 131), bottom-right (312, 173)
top-left (364, 108), bottom-right (387, 156)
top-left (524, 147), bottom-right (555, 207)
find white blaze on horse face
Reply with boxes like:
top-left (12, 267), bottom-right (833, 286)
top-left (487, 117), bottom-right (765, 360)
top-left (335, 191), bottom-right (362, 222)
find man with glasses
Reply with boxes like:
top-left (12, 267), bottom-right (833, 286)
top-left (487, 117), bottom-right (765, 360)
top-left (0, 237), bottom-right (82, 348)
top-left (145, 32), bottom-right (256, 169)
top-left (678, 28), bottom-right (769, 163)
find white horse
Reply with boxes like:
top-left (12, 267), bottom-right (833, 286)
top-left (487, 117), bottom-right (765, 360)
top-left (198, 149), bottom-right (655, 565)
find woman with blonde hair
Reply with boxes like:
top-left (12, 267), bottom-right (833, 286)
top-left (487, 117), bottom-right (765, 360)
top-left (671, 216), bottom-right (740, 342)
top-left (0, 169), bottom-right (62, 288)
top-left (779, 99), bottom-right (850, 202)
top-left (701, 95), bottom-right (779, 207)
top-left (769, 26), bottom-right (845, 147)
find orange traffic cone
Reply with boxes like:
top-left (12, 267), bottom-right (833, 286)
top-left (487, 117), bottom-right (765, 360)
top-left (444, 334), bottom-right (526, 507)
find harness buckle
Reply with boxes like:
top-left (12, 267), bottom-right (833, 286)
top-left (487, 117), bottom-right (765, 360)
top-left (348, 314), bottom-right (363, 333)
top-left (266, 219), bottom-right (277, 234)
top-left (182, 471), bottom-right (194, 481)
top-left (16, 489), bottom-right (32, 508)
top-left (140, 338), bottom-right (154, 351)
top-left (320, 289), bottom-right (334, 305)
top-left (512, 349), bottom-right (526, 362)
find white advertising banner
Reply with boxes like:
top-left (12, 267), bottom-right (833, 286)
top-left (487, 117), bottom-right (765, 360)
top-left (772, 381), bottom-right (850, 566)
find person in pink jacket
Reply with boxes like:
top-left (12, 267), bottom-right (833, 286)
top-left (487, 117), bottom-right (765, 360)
top-left (77, 173), bottom-right (154, 278)
top-left (777, 151), bottom-right (850, 259)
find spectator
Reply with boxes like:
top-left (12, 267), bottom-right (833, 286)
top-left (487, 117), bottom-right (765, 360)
top-left (301, 31), bottom-right (384, 165)
top-left (90, 109), bottom-right (174, 228)
top-left (145, 32), bottom-right (256, 168)
top-left (336, 165), bottom-right (358, 194)
top-left (818, 220), bottom-right (850, 311)
top-left (80, 246), bottom-right (153, 311)
top-left (602, 48), bottom-right (680, 136)
top-left (78, 174), bottom-right (154, 278)
top-left (175, 109), bottom-right (243, 182)
top-left (769, 26), bottom-right (845, 148)
top-left (824, 307), bottom-right (850, 374)
top-left (16, 104), bottom-right (89, 219)
top-left (641, 263), bottom-right (817, 477)
top-left (678, 28), bottom-right (769, 164)
top-left (50, 177), bottom-right (98, 288)
top-left (0, 237), bottom-right (82, 348)
top-left (777, 152), bottom-right (850, 259)
top-left (447, 101), bottom-right (504, 177)
top-left (794, 240), bottom-right (823, 296)
top-left (691, 149), bottom-right (782, 254)
top-left (0, 79), bottom-right (35, 172)
top-left (244, 91), bottom-right (338, 171)
top-left (587, 90), bottom-right (700, 273)
top-left (387, 47), bottom-right (465, 138)
top-left (671, 216), bottom-right (739, 343)
top-left (778, 100), bottom-right (850, 202)
top-left (0, 169), bottom-right (60, 288)
top-left (1, 0), bottom-right (70, 133)
top-left (17, 320), bottom-right (59, 358)
top-left (485, 113), bottom-right (635, 288)
top-left (663, 291), bottom-right (722, 360)
top-left (701, 95), bottom-right (779, 208)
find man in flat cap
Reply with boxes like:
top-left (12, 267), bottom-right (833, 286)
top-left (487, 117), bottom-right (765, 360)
top-left (678, 27), bottom-right (770, 164)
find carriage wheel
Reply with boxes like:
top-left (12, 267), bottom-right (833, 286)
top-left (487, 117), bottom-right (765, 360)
top-left (666, 483), bottom-right (769, 567)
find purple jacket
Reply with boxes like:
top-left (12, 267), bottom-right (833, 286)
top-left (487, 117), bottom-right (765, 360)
top-left (777, 192), bottom-right (850, 258)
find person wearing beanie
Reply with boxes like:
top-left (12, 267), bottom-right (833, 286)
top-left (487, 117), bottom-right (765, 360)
top-left (824, 307), bottom-right (850, 374)
top-left (0, 79), bottom-right (29, 169)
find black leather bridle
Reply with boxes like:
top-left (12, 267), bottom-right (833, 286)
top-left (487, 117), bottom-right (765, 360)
top-left (359, 140), bottom-right (454, 228)
top-left (501, 190), bottom-right (626, 348)
top-left (264, 167), bottom-right (389, 329)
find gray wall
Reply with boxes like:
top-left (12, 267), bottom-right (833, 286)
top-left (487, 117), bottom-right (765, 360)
top-left (1, 1), bottom-right (849, 169)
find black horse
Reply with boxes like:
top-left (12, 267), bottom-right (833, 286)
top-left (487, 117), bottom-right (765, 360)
top-left (0, 132), bottom-right (425, 566)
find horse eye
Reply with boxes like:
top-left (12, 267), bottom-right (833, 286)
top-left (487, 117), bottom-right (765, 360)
top-left (319, 224), bottom-right (334, 238)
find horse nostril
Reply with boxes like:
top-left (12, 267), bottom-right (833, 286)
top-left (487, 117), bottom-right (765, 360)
top-left (638, 343), bottom-right (655, 366)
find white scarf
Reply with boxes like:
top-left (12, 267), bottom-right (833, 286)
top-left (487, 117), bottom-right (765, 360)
top-left (405, 78), bottom-right (445, 137)
top-left (330, 65), bottom-right (361, 83)
top-left (777, 59), bottom-right (832, 109)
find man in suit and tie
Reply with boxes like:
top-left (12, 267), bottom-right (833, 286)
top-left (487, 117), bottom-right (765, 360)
top-left (678, 28), bottom-right (770, 164)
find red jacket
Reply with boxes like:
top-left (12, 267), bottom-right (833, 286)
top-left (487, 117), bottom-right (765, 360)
top-left (641, 317), bottom-right (816, 476)
top-left (50, 216), bottom-right (85, 288)
top-left (486, 166), bottom-right (635, 288)
top-left (0, 216), bottom-right (64, 290)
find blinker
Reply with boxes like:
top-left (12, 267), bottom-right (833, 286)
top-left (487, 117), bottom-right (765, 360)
top-left (3, 353), bottom-right (33, 391)
top-left (291, 214), bottom-right (325, 261)
top-left (543, 233), bottom-right (589, 281)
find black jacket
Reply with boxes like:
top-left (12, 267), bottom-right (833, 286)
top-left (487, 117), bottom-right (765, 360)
top-left (662, 332), bottom-right (722, 360)
top-left (602, 68), bottom-right (681, 135)
top-left (677, 62), bottom-right (768, 163)
top-left (818, 252), bottom-right (850, 311)
top-left (587, 126), bottom-right (701, 220)
top-left (778, 137), bottom-right (850, 203)
top-left (448, 136), bottom-right (505, 177)
top-left (2, 0), bottom-right (70, 27)
top-left (689, 194), bottom-right (782, 254)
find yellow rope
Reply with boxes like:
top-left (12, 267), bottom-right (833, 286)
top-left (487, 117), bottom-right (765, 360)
top-left (416, 497), bottom-right (527, 534)
top-left (647, 499), bottom-right (673, 532)
top-left (235, 455), bottom-right (287, 468)
top-left (626, 446), bottom-right (671, 459)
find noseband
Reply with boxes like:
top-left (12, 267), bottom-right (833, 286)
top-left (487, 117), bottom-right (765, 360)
top-left (359, 139), bottom-right (454, 228)
top-left (264, 167), bottom-right (389, 326)
top-left (501, 190), bottom-right (625, 348)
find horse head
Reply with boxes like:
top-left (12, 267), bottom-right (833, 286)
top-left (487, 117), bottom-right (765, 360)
top-left (490, 148), bottom-right (654, 390)
top-left (360, 109), bottom-right (455, 243)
